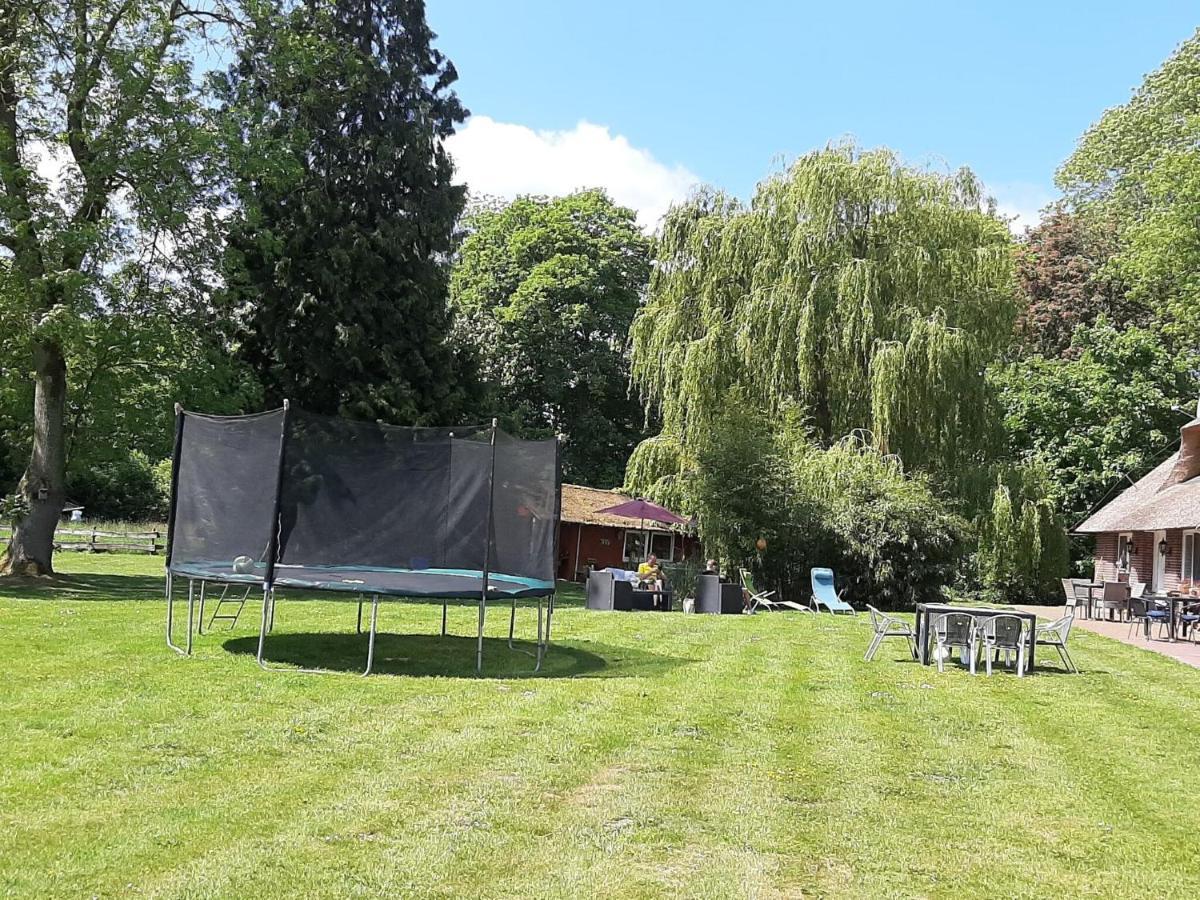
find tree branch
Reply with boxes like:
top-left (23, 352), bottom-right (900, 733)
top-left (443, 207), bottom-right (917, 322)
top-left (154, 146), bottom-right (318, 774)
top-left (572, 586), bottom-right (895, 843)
top-left (64, 0), bottom-right (185, 268)
top-left (0, 9), bottom-right (46, 280)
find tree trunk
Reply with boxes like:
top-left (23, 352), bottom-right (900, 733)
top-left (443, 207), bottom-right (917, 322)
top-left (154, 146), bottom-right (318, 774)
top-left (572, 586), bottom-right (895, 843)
top-left (2, 341), bottom-right (67, 576)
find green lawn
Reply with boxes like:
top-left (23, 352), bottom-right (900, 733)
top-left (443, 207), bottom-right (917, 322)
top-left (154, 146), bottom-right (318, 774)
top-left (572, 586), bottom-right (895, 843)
top-left (3, 555), bottom-right (1200, 898)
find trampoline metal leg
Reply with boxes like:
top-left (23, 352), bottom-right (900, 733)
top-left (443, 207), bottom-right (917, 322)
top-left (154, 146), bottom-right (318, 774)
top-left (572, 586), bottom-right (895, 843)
top-left (508, 597), bottom-right (517, 648)
top-left (197, 581), bottom-right (207, 635)
top-left (356, 594), bottom-right (364, 635)
top-left (535, 595), bottom-right (544, 672)
top-left (363, 594), bottom-right (380, 676)
top-left (268, 590), bottom-right (276, 633)
top-left (256, 585), bottom-right (272, 670)
top-left (166, 572), bottom-right (192, 656)
top-left (185, 580), bottom-right (195, 654)
top-left (477, 594), bottom-right (486, 674)
top-left (442, 598), bottom-right (448, 637)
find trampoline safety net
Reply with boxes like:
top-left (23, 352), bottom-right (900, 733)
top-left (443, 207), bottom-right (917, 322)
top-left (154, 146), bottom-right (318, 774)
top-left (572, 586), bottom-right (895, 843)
top-left (167, 408), bottom-right (560, 598)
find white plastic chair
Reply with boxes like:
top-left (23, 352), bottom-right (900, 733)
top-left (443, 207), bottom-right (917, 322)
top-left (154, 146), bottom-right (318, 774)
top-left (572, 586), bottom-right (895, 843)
top-left (978, 614), bottom-right (1028, 677)
top-left (932, 613), bottom-right (977, 674)
top-left (864, 605), bottom-right (917, 661)
top-left (1035, 613), bottom-right (1077, 673)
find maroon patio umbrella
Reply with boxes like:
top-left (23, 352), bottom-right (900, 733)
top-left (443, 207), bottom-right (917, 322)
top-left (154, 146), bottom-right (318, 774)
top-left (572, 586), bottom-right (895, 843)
top-left (596, 498), bottom-right (689, 560)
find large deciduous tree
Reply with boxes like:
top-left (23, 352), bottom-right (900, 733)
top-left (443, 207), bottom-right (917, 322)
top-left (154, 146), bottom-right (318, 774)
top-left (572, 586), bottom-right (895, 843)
top-left (624, 145), bottom-right (1068, 602)
top-left (1013, 208), bottom-right (1142, 357)
top-left (992, 321), bottom-right (1200, 528)
top-left (451, 190), bottom-right (653, 486)
top-left (1058, 28), bottom-right (1200, 345)
top-left (218, 0), bottom-right (468, 422)
top-left (629, 145), bottom-right (1015, 479)
top-left (1, 1), bottom-right (231, 574)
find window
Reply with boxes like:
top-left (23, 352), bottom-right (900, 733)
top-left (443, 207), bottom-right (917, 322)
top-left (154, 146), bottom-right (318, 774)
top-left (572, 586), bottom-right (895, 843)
top-left (650, 532), bottom-right (675, 562)
top-left (1184, 531), bottom-right (1199, 583)
top-left (1117, 533), bottom-right (1133, 570)
top-left (623, 531), bottom-right (647, 562)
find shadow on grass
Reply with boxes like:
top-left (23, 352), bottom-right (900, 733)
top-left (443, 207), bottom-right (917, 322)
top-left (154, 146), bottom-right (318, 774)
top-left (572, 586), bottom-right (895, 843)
top-left (222, 631), bottom-right (685, 680)
top-left (889, 656), bottom-right (1080, 677)
top-left (0, 571), bottom-right (163, 601)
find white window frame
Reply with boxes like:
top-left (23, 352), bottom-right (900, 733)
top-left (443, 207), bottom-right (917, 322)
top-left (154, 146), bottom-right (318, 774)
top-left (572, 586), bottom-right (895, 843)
top-left (1184, 530), bottom-right (1199, 583)
top-left (649, 531), bottom-right (677, 562)
top-left (623, 530), bottom-right (647, 562)
top-left (1116, 532), bottom-right (1133, 571)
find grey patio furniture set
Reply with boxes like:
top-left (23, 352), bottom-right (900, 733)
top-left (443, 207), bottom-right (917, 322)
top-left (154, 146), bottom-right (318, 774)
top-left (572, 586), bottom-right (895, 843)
top-left (1060, 577), bottom-right (1200, 642)
top-left (865, 603), bottom-right (1077, 675)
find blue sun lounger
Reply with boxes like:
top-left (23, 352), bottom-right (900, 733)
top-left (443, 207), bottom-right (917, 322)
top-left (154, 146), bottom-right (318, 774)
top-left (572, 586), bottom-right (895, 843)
top-left (811, 567), bottom-right (855, 614)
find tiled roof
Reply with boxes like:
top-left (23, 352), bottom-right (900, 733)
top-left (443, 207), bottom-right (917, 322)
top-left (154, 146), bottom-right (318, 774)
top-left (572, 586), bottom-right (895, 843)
top-left (1076, 419), bottom-right (1200, 533)
top-left (560, 484), bottom-right (690, 531)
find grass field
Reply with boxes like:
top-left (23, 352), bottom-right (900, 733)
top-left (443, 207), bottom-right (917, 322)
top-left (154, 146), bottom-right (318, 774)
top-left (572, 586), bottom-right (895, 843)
top-left (3, 555), bottom-right (1200, 898)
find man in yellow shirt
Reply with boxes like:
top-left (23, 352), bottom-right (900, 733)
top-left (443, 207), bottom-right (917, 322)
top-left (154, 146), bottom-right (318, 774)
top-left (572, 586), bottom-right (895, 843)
top-left (637, 554), bottom-right (663, 591)
top-left (636, 554), bottom-right (667, 610)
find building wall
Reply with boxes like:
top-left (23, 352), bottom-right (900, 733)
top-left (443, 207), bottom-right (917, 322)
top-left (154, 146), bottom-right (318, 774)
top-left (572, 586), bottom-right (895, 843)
top-left (556, 523), bottom-right (701, 581)
top-left (1093, 529), bottom-right (1186, 592)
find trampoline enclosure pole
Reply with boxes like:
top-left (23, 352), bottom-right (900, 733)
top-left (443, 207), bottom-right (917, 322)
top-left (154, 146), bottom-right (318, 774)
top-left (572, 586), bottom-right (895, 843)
top-left (164, 405), bottom-right (186, 654)
top-left (259, 400), bottom-right (291, 649)
top-left (263, 400), bottom-right (292, 589)
top-left (478, 418), bottom-right (498, 674)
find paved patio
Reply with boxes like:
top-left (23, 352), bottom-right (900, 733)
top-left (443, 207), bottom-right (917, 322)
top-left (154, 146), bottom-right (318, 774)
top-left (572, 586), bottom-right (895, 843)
top-left (1019, 604), bottom-right (1200, 669)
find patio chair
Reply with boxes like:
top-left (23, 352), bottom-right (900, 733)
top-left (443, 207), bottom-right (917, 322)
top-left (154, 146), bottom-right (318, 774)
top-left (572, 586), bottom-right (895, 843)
top-left (978, 614), bottom-right (1028, 677)
top-left (1127, 596), bottom-right (1169, 641)
top-left (1094, 581), bottom-right (1128, 622)
top-left (864, 605), bottom-right (917, 661)
top-left (810, 568), bottom-right (855, 614)
top-left (1060, 578), bottom-right (1083, 617)
top-left (1036, 613), bottom-right (1078, 673)
top-left (931, 612), bottom-right (978, 674)
top-left (1070, 579), bottom-right (1095, 619)
top-left (1179, 601), bottom-right (1200, 643)
top-left (738, 569), bottom-right (808, 612)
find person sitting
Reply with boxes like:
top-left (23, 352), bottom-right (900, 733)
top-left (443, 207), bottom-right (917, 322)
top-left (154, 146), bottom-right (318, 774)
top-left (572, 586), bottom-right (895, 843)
top-left (702, 558), bottom-right (720, 578)
top-left (637, 554), bottom-right (663, 591)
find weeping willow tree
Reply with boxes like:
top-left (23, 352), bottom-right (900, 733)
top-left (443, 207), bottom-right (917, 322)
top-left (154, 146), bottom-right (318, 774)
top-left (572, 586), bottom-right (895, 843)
top-left (629, 144), bottom-right (1015, 478)
top-left (627, 145), bottom-right (1065, 601)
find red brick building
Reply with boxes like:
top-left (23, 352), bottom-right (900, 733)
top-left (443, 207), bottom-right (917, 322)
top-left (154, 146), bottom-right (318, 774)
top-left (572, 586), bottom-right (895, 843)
top-left (1076, 410), bottom-right (1200, 592)
top-left (556, 484), bottom-right (700, 582)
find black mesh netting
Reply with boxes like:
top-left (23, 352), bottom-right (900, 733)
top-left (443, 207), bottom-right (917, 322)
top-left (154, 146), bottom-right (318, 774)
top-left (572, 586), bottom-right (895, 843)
top-left (167, 408), bottom-right (560, 598)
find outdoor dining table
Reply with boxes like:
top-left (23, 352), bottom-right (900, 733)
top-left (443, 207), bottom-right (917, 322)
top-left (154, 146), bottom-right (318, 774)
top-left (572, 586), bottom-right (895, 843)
top-left (914, 603), bottom-right (1038, 674)
top-left (1078, 582), bottom-right (1105, 620)
top-left (1142, 594), bottom-right (1198, 642)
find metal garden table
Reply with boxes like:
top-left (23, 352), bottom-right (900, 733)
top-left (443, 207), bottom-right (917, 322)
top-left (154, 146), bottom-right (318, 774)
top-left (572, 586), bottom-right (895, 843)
top-left (914, 603), bottom-right (1037, 674)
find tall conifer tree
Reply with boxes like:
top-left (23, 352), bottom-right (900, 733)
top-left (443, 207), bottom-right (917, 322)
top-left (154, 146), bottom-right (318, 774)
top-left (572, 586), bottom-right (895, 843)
top-left (219, 0), bottom-right (468, 421)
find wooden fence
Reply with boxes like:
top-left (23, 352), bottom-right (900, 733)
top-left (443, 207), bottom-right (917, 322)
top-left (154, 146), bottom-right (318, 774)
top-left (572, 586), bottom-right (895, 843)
top-left (0, 526), bottom-right (164, 554)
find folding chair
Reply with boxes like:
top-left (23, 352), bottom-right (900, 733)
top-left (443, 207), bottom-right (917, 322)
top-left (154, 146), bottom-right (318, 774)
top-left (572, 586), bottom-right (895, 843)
top-left (810, 568), bottom-right (855, 614)
top-left (738, 569), bottom-right (808, 612)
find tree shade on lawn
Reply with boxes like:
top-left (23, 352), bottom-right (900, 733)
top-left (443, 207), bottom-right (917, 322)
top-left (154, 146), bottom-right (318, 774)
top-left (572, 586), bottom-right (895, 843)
top-left (4, 554), bottom-right (1200, 896)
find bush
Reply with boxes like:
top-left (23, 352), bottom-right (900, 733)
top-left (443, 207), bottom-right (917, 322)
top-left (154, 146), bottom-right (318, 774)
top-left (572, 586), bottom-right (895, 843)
top-left (66, 451), bottom-right (168, 522)
top-left (787, 437), bottom-right (969, 610)
top-left (976, 465), bottom-right (1069, 602)
top-left (670, 396), bottom-right (967, 610)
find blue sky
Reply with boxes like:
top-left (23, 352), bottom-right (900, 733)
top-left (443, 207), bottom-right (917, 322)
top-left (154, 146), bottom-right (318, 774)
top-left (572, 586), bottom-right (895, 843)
top-left (430, 0), bottom-right (1198, 230)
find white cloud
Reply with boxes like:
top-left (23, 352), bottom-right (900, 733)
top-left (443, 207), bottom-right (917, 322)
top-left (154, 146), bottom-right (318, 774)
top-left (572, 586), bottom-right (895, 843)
top-left (446, 116), bottom-right (700, 231)
top-left (988, 180), bottom-right (1059, 235)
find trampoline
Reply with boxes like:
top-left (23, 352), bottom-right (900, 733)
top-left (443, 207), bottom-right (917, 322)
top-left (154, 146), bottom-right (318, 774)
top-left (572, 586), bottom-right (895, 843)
top-left (164, 403), bottom-right (561, 674)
